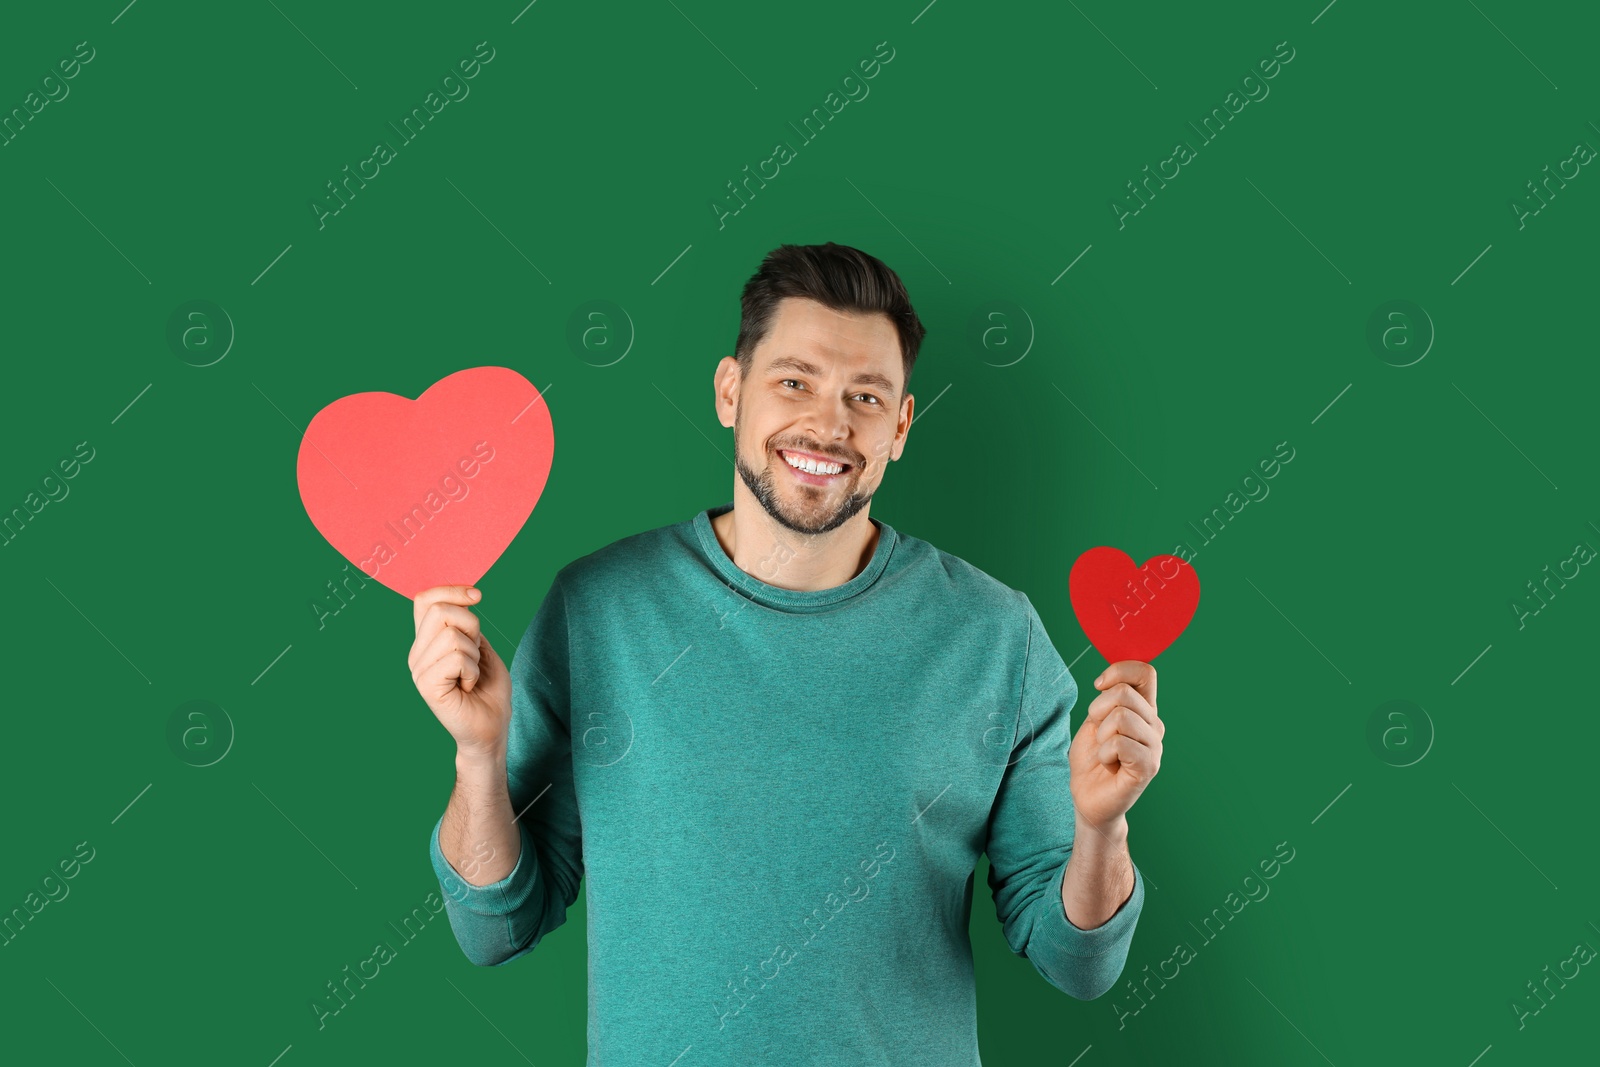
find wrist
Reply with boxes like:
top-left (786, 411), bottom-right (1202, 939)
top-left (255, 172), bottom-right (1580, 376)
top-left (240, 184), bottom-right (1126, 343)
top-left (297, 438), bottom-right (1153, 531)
top-left (1075, 809), bottom-right (1130, 846)
top-left (455, 741), bottom-right (506, 776)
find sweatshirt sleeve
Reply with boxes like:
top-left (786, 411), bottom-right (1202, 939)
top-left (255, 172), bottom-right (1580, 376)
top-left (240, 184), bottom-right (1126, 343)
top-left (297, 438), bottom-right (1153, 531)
top-left (428, 569), bottom-right (585, 967)
top-left (983, 591), bottom-right (1145, 1000)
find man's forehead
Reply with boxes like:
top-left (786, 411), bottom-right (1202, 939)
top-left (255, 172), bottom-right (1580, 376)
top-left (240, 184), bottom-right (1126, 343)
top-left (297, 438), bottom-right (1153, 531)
top-left (757, 301), bottom-right (901, 393)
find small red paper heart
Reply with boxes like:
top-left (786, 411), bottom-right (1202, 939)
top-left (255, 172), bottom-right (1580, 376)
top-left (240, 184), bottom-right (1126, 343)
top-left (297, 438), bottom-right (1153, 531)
top-left (296, 366), bottom-right (554, 600)
top-left (1068, 546), bottom-right (1199, 664)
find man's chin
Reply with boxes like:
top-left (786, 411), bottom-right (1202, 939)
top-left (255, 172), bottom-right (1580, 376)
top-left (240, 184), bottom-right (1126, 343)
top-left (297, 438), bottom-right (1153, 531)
top-left (768, 486), bottom-right (868, 535)
top-left (736, 452), bottom-right (868, 534)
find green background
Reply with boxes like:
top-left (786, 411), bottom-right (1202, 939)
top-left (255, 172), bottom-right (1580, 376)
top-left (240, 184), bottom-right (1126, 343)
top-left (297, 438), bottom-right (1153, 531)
top-left (3, 0), bottom-right (1595, 1064)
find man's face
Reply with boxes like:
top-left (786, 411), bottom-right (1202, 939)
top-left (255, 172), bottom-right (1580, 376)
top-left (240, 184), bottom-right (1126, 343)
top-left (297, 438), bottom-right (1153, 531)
top-left (716, 296), bottom-right (913, 536)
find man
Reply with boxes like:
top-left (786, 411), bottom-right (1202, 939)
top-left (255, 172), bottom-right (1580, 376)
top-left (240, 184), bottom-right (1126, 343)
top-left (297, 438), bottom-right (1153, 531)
top-left (412, 242), bottom-right (1164, 1064)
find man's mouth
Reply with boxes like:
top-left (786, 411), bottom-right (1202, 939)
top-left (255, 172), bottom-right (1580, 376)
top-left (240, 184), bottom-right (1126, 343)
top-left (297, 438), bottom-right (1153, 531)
top-left (777, 449), bottom-right (853, 483)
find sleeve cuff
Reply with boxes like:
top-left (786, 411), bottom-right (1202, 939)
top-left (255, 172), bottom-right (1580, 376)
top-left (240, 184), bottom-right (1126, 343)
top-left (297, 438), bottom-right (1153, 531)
top-left (1040, 855), bottom-right (1145, 959)
top-left (428, 814), bottom-right (540, 914)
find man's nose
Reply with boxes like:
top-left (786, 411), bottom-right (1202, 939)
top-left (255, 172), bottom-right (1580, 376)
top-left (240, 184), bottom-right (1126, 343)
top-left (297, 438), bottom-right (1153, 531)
top-left (798, 393), bottom-right (854, 451)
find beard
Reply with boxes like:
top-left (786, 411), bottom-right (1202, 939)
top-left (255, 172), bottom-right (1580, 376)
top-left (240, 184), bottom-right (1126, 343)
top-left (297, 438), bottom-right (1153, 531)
top-left (733, 405), bottom-right (874, 536)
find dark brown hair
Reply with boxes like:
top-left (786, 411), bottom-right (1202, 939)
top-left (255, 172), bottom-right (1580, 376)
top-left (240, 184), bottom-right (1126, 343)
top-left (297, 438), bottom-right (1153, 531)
top-left (734, 242), bottom-right (925, 395)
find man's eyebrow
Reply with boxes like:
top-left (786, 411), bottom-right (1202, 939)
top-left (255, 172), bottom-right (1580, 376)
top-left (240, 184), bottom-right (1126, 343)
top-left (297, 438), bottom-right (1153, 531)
top-left (765, 355), bottom-right (897, 397)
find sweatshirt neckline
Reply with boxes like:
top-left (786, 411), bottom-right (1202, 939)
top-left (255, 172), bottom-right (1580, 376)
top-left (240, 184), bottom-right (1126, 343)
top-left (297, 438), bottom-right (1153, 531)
top-left (692, 501), bottom-right (897, 613)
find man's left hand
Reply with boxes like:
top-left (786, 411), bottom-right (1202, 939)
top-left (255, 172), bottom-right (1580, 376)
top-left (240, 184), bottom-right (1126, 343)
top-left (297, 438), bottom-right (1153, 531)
top-left (1069, 660), bottom-right (1164, 835)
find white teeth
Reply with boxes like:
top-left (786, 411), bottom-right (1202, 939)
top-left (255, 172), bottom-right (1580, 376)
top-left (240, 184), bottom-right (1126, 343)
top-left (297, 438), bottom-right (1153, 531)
top-left (782, 451), bottom-right (844, 475)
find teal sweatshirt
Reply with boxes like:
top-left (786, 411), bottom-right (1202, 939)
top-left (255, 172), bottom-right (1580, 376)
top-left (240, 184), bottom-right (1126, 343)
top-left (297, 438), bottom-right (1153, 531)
top-left (428, 501), bottom-right (1145, 1064)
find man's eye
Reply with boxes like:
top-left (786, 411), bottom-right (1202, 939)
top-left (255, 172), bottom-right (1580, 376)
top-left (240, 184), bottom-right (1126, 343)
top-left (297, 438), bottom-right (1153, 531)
top-left (780, 380), bottom-right (879, 405)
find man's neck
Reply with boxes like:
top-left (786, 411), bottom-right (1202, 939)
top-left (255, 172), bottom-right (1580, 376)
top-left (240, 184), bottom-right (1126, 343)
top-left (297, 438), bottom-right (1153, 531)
top-left (710, 494), bottom-right (879, 592)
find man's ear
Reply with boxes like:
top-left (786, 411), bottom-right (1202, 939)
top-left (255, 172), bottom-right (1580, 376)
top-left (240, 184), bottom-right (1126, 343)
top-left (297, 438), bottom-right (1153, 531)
top-left (714, 356), bottom-right (739, 429)
top-left (890, 392), bottom-right (914, 462)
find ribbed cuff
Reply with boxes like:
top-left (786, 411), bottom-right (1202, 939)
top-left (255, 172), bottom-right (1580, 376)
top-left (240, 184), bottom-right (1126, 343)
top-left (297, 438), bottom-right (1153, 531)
top-left (428, 814), bottom-right (539, 915)
top-left (1041, 855), bottom-right (1145, 958)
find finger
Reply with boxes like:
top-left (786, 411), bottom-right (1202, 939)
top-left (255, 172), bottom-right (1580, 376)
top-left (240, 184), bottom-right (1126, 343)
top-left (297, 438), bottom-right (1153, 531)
top-left (1096, 705), bottom-right (1161, 748)
top-left (1093, 660), bottom-right (1156, 708)
top-left (415, 627), bottom-right (480, 690)
top-left (475, 631), bottom-right (505, 684)
top-left (412, 602), bottom-right (484, 666)
top-left (415, 627), bottom-right (479, 685)
top-left (1096, 734), bottom-right (1154, 776)
top-left (413, 584), bottom-right (482, 632)
top-left (451, 644), bottom-right (482, 694)
top-left (409, 607), bottom-right (476, 675)
top-left (417, 645), bottom-right (481, 697)
top-left (1086, 681), bottom-right (1158, 728)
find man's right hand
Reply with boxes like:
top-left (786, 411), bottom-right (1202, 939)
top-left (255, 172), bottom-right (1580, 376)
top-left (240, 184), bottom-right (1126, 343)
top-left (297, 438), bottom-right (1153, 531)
top-left (409, 585), bottom-right (512, 760)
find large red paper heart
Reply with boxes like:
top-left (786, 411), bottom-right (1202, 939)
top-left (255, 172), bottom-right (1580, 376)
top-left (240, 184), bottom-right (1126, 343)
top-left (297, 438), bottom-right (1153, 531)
top-left (296, 366), bottom-right (554, 600)
top-left (1068, 546), bottom-right (1199, 664)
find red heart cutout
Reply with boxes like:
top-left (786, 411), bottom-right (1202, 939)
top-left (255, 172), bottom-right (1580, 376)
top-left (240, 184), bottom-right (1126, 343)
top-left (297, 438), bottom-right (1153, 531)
top-left (296, 366), bottom-right (554, 600)
top-left (1068, 546), bottom-right (1199, 664)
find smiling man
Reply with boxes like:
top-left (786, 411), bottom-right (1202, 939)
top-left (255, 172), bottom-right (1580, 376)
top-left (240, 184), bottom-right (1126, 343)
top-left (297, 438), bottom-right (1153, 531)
top-left (416, 242), bottom-right (1163, 1065)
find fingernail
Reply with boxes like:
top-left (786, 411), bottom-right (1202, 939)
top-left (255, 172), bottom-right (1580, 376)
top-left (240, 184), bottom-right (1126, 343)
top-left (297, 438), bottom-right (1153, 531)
top-left (468, 588), bottom-right (481, 601)
top-left (1094, 674), bottom-right (1104, 687)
